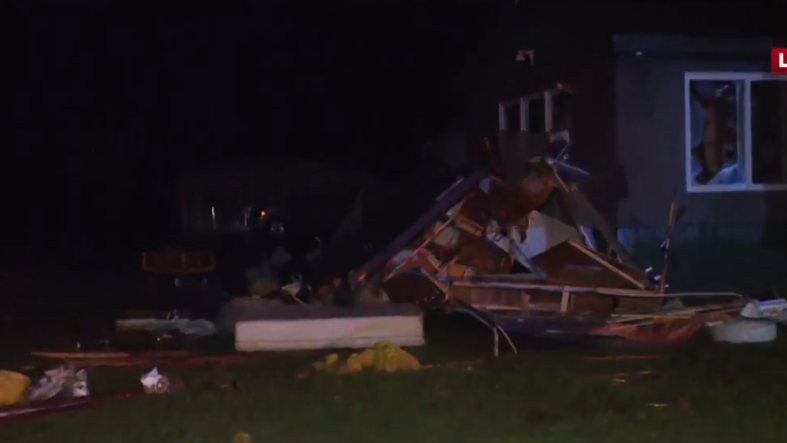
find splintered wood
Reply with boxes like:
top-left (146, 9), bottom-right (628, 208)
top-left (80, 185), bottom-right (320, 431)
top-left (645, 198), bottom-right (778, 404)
top-left (531, 240), bottom-right (648, 289)
top-left (378, 165), bottom-right (744, 344)
top-left (448, 284), bottom-right (615, 317)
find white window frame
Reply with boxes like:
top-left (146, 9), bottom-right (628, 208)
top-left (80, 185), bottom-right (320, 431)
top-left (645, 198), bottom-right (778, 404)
top-left (684, 71), bottom-right (787, 193)
top-left (498, 90), bottom-right (557, 132)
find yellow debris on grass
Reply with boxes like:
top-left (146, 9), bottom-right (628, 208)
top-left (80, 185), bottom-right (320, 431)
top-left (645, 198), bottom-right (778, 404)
top-left (312, 341), bottom-right (421, 375)
top-left (0, 369), bottom-right (31, 406)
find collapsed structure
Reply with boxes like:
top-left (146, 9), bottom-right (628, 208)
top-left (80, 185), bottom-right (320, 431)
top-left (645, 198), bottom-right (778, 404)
top-left (151, 81), bottom-right (755, 352)
top-left (342, 105), bottom-right (744, 348)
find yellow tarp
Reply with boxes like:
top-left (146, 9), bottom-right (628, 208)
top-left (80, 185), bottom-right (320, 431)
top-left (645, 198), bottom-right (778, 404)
top-left (0, 369), bottom-right (30, 406)
top-left (313, 341), bottom-right (421, 374)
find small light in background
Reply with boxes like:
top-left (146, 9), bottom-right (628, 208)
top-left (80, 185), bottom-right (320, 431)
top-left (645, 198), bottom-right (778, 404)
top-left (635, 51), bottom-right (643, 57)
top-left (260, 210), bottom-right (266, 218)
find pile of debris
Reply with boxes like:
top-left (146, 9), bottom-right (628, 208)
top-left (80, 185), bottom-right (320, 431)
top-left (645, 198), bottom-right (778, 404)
top-left (341, 138), bottom-right (744, 348)
top-left (142, 120), bottom-right (752, 351)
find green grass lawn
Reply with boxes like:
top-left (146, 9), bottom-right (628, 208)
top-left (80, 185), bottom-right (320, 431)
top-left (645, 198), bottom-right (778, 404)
top-left (3, 318), bottom-right (787, 443)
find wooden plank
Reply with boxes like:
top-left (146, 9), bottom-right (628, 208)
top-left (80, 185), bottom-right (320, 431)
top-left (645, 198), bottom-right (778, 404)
top-left (530, 240), bottom-right (646, 289)
top-left (566, 240), bottom-right (647, 289)
top-left (384, 202), bottom-right (463, 280)
top-left (449, 279), bottom-right (742, 299)
top-left (454, 215), bottom-right (484, 236)
top-left (471, 305), bottom-right (523, 311)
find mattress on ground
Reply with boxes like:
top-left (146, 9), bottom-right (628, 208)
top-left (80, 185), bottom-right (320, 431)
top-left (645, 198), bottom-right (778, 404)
top-left (235, 303), bottom-right (425, 351)
top-left (215, 297), bottom-right (277, 334)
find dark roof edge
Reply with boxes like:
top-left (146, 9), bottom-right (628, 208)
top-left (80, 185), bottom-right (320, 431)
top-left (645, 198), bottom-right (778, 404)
top-left (613, 34), bottom-right (774, 57)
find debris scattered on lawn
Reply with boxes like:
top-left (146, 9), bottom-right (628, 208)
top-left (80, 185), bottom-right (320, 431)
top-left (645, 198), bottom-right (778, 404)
top-left (421, 359), bottom-right (485, 371)
top-left (29, 350), bottom-right (304, 368)
top-left (583, 355), bottom-right (666, 362)
top-left (0, 370), bottom-right (30, 406)
top-left (573, 369), bottom-right (655, 383)
top-left (740, 298), bottom-right (787, 321)
top-left (210, 380), bottom-right (240, 393)
top-left (0, 388), bottom-right (142, 422)
top-left (140, 367), bottom-right (182, 394)
top-left (26, 364), bottom-right (89, 402)
top-left (75, 337), bottom-right (112, 350)
top-left (646, 398), bottom-right (691, 410)
top-left (612, 370), bottom-right (656, 384)
top-left (626, 369), bottom-right (654, 377)
top-left (0, 397), bottom-right (93, 420)
top-left (31, 351), bottom-right (134, 360)
top-left (312, 341), bottom-right (421, 374)
top-left (0, 365), bottom-right (93, 420)
top-left (233, 432), bottom-right (253, 443)
top-left (115, 317), bottom-right (217, 337)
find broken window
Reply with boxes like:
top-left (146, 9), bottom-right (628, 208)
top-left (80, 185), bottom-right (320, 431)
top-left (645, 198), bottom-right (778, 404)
top-left (686, 74), bottom-right (787, 192)
top-left (687, 79), bottom-right (743, 187)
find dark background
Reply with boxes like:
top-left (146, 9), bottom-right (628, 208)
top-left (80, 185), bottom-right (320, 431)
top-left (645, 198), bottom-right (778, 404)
top-left (5, 2), bottom-right (774, 271)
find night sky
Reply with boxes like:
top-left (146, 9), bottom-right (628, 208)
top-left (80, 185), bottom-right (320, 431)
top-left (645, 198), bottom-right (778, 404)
top-left (6, 2), bottom-right (775, 269)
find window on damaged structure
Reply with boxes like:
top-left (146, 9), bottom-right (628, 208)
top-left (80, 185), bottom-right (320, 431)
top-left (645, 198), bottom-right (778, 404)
top-left (500, 101), bottom-right (523, 132)
top-left (686, 73), bottom-right (787, 192)
top-left (498, 90), bottom-right (574, 160)
top-left (498, 90), bottom-right (573, 134)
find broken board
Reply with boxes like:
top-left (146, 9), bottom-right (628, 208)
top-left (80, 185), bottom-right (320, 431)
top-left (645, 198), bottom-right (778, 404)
top-left (530, 240), bottom-right (649, 289)
top-left (234, 303), bottom-right (425, 352)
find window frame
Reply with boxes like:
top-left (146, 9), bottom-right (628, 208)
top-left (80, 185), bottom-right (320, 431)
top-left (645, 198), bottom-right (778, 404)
top-left (684, 71), bottom-right (787, 193)
top-left (498, 90), bottom-right (556, 133)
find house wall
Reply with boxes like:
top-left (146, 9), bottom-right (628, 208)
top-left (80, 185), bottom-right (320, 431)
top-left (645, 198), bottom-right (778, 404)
top-left (615, 56), bottom-right (784, 228)
top-left (615, 56), bottom-right (787, 292)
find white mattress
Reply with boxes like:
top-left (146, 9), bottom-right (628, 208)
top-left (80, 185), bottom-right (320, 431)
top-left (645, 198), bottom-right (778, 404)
top-left (234, 303), bottom-right (425, 351)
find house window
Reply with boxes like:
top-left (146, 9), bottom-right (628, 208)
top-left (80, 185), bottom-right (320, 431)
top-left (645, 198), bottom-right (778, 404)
top-left (685, 72), bottom-right (787, 192)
